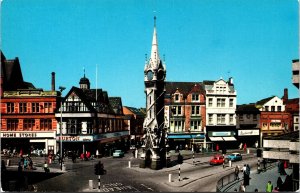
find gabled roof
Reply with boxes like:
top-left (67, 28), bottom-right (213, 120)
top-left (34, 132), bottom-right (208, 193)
top-left (108, 97), bottom-right (123, 115)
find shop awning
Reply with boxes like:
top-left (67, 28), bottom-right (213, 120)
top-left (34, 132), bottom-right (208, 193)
top-left (209, 137), bottom-right (224, 141)
top-left (222, 137), bottom-right (237, 141)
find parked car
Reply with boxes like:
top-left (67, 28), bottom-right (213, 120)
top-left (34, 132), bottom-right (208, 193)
top-left (209, 154), bottom-right (225, 165)
top-left (227, 153), bottom-right (242, 161)
top-left (113, 150), bottom-right (124, 158)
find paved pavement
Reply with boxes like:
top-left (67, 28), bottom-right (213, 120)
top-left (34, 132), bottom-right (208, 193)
top-left (222, 162), bottom-right (293, 192)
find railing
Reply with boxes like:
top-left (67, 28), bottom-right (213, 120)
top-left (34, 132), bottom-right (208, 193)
top-left (216, 172), bottom-right (236, 192)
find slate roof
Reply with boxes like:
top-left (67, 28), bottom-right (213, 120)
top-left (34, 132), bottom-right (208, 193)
top-left (124, 106), bottom-right (145, 117)
top-left (255, 96), bottom-right (275, 106)
top-left (236, 104), bottom-right (260, 113)
top-left (1, 51), bottom-right (35, 90)
top-left (165, 81), bottom-right (205, 98)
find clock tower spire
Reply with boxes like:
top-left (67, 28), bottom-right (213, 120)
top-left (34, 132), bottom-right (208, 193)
top-left (140, 16), bottom-right (169, 170)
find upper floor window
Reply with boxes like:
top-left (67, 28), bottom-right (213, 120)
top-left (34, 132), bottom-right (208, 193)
top-left (229, 99), bottom-right (234, 107)
top-left (19, 103), bottom-right (27, 113)
top-left (192, 94), bottom-right (199, 102)
top-left (191, 120), bottom-right (201, 130)
top-left (44, 102), bottom-right (52, 113)
top-left (229, 114), bottom-right (234, 124)
top-left (7, 103), bottom-right (15, 113)
top-left (277, 106), bottom-right (281, 112)
top-left (32, 103), bottom-right (40, 113)
top-left (40, 119), bottom-right (52, 130)
top-left (208, 98), bottom-right (213, 107)
top-left (174, 94), bottom-right (180, 102)
top-left (7, 119), bottom-right (18, 131)
top-left (208, 114), bottom-right (213, 124)
top-left (217, 114), bottom-right (226, 124)
top-left (191, 106), bottom-right (200, 116)
top-left (175, 106), bottom-right (182, 115)
top-left (24, 119), bottom-right (35, 130)
top-left (271, 106), bottom-right (275, 112)
top-left (217, 98), bottom-right (225, 107)
top-left (265, 106), bottom-right (269, 111)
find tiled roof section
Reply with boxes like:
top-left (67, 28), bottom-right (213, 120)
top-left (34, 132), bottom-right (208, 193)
top-left (108, 97), bottom-right (123, 115)
top-left (165, 81), bottom-right (205, 97)
top-left (124, 106), bottom-right (145, 116)
top-left (236, 104), bottom-right (260, 113)
top-left (203, 80), bottom-right (215, 85)
top-left (264, 131), bottom-right (299, 141)
top-left (256, 96), bottom-right (275, 106)
top-left (285, 98), bottom-right (299, 104)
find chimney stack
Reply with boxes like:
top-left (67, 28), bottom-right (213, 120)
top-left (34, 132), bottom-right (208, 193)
top-left (283, 88), bottom-right (288, 104)
top-left (51, 72), bottom-right (55, 91)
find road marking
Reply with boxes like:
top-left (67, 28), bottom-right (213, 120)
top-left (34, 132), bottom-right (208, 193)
top-left (140, 184), bottom-right (154, 191)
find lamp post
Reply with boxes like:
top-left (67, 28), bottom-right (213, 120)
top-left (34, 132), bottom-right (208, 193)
top-left (59, 86), bottom-right (65, 171)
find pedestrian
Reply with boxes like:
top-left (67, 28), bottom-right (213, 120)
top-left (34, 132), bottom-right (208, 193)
top-left (239, 182), bottom-right (246, 192)
top-left (262, 159), bottom-right (267, 171)
top-left (235, 165), bottom-right (240, 180)
top-left (243, 143), bottom-right (247, 153)
top-left (276, 176), bottom-right (283, 190)
top-left (43, 161), bottom-right (49, 173)
top-left (266, 181), bottom-right (273, 192)
top-left (255, 141), bottom-right (258, 149)
top-left (216, 144), bottom-right (219, 151)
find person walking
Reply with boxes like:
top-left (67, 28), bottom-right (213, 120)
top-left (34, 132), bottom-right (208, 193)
top-left (239, 182), bottom-right (246, 192)
top-left (276, 176), bottom-right (283, 190)
top-left (234, 165), bottom-right (240, 180)
top-left (266, 181), bottom-right (273, 192)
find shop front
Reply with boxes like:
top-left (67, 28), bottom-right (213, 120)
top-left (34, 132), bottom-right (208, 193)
top-left (1, 131), bottom-right (56, 155)
top-left (167, 132), bottom-right (205, 151)
top-left (206, 128), bottom-right (238, 151)
top-left (237, 129), bottom-right (260, 148)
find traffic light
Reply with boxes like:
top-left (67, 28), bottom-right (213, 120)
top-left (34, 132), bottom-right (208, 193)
top-left (94, 163), bottom-right (100, 175)
top-left (257, 149), bottom-right (262, 157)
top-left (94, 162), bottom-right (105, 175)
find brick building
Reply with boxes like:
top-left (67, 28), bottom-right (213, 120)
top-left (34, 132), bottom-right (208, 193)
top-left (164, 82), bottom-right (206, 151)
top-left (1, 51), bottom-right (60, 155)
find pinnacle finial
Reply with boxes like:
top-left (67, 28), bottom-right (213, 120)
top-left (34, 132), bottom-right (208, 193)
top-left (154, 16), bottom-right (156, 27)
top-left (83, 67), bottom-right (86, 78)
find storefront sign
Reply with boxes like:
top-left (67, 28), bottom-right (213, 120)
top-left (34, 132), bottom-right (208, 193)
top-left (238, 130), bottom-right (259, 136)
top-left (212, 131), bottom-right (231, 136)
top-left (56, 135), bottom-right (94, 142)
top-left (1, 132), bottom-right (55, 138)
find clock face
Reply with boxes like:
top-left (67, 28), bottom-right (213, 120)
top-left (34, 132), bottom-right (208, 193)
top-left (147, 71), bottom-right (153, 80)
top-left (157, 70), bottom-right (164, 80)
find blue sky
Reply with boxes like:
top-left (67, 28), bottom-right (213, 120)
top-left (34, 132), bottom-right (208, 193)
top-left (2, 0), bottom-right (299, 108)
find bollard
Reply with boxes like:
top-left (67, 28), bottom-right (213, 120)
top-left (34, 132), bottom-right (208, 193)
top-left (135, 149), bottom-right (138, 158)
top-left (128, 161), bottom-right (131, 168)
top-left (247, 149), bottom-right (250, 154)
top-left (169, 174), bottom-right (172, 182)
top-left (62, 163), bottom-right (66, 171)
top-left (98, 175), bottom-right (101, 191)
top-left (89, 180), bottom-right (93, 190)
top-left (257, 158), bottom-right (261, 174)
top-left (229, 160), bottom-right (232, 167)
top-left (6, 159), bottom-right (10, 166)
top-left (178, 164), bottom-right (181, 181)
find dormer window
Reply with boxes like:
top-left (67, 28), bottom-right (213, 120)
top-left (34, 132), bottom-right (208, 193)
top-left (192, 94), bottom-right (199, 102)
top-left (174, 94), bottom-right (180, 102)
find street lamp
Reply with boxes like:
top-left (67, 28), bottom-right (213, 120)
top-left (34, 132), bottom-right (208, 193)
top-left (59, 86), bottom-right (66, 171)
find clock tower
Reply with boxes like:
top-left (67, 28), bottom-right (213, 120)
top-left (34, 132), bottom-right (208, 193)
top-left (140, 16), bottom-right (169, 170)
